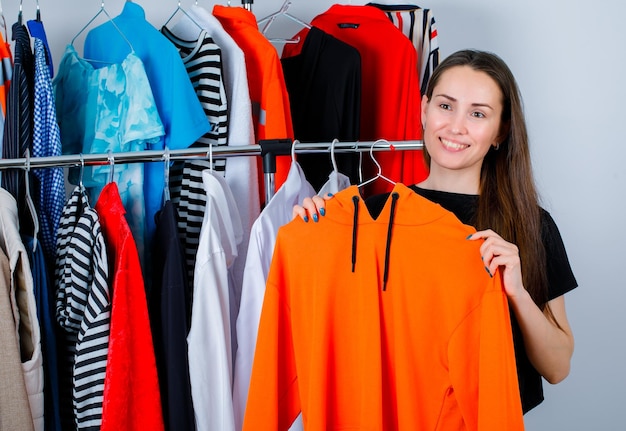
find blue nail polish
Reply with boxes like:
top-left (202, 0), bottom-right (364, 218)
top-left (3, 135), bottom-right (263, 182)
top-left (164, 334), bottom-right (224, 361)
top-left (327, 193), bottom-right (334, 197)
top-left (485, 266), bottom-right (493, 278)
top-left (303, 216), bottom-right (309, 223)
top-left (466, 234), bottom-right (473, 240)
top-left (320, 208), bottom-right (326, 216)
top-left (313, 213), bottom-right (319, 222)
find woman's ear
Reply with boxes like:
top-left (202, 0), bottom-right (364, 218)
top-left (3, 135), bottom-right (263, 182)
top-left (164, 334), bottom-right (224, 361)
top-left (421, 96), bottom-right (429, 129)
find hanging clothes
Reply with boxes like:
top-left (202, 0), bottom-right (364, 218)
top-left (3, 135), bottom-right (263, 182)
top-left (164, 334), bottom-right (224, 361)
top-left (0, 31), bottom-right (13, 184)
top-left (23, 235), bottom-right (61, 431)
top-left (54, 185), bottom-right (110, 430)
top-left (31, 37), bottom-right (64, 265)
top-left (83, 1), bottom-right (211, 277)
top-left (150, 200), bottom-right (195, 431)
top-left (0, 188), bottom-right (44, 431)
top-left (0, 240), bottom-right (34, 431)
top-left (233, 160), bottom-right (315, 431)
top-left (181, 5), bottom-right (261, 355)
top-left (26, 17), bottom-right (54, 79)
top-left (2, 21), bottom-right (35, 237)
top-left (161, 23), bottom-right (228, 288)
top-left (187, 169), bottom-right (242, 431)
top-left (53, 45), bottom-right (165, 269)
top-left (213, 5), bottom-right (294, 201)
top-left (281, 26), bottom-right (362, 191)
top-left (368, 2), bottom-right (440, 95)
top-left (243, 184), bottom-right (524, 431)
top-left (283, 5), bottom-right (427, 196)
top-left (94, 182), bottom-right (164, 431)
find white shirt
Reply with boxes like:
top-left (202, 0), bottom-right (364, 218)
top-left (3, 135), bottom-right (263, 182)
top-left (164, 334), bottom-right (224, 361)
top-left (233, 161), bottom-right (315, 431)
top-left (188, 170), bottom-right (242, 431)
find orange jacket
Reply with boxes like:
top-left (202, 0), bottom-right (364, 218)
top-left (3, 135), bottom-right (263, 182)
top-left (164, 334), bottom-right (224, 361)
top-left (213, 5), bottom-right (293, 200)
top-left (244, 184), bottom-right (523, 431)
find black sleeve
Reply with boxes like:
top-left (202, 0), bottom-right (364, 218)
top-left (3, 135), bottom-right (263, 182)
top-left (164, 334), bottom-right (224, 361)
top-left (541, 210), bottom-right (578, 300)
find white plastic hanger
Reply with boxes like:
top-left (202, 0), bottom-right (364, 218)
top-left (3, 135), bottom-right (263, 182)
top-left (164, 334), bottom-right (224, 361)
top-left (23, 149), bottom-right (40, 252)
top-left (357, 139), bottom-right (396, 189)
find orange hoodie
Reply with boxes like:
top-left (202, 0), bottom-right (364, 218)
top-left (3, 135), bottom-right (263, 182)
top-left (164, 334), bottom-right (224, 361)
top-left (244, 183), bottom-right (523, 431)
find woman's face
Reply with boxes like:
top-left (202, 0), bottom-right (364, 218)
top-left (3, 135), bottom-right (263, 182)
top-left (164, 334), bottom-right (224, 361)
top-left (421, 65), bottom-right (504, 179)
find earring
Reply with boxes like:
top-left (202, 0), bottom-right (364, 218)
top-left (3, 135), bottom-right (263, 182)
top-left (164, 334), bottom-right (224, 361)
top-left (494, 142), bottom-right (500, 150)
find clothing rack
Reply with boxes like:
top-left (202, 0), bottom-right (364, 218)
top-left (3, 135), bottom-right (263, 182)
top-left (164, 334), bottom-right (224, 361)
top-left (0, 139), bottom-right (424, 202)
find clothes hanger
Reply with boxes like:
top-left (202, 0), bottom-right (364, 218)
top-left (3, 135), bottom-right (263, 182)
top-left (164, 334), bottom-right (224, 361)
top-left (163, 0), bottom-right (203, 32)
top-left (17, 0), bottom-right (40, 25)
top-left (357, 139), bottom-right (396, 189)
top-left (330, 138), bottom-right (339, 175)
top-left (70, 1), bottom-right (134, 58)
top-left (258, 0), bottom-right (309, 44)
top-left (23, 149), bottom-right (40, 253)
top-left (258, 0), bottom-right (311, 34)
top-left (107, 150), bottom-right (115, 184)
top-left (162, 146), bottom-right (171, 203)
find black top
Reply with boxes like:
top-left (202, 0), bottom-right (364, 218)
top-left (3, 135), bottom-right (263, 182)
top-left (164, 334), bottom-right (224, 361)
top-left (366, 185), bottom-right (578, 413)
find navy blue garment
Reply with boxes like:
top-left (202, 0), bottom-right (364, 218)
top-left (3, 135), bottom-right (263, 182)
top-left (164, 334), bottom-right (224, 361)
top-left (2, 22), bottom-right (34, 238)
top-left (23, 235), bottom-right (62, 431)
top-left (150, 200), bottom-right (195, 431)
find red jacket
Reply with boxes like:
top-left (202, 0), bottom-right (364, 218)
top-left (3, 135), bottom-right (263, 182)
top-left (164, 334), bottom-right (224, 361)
top-left (96, 183), bottom-right (164, 431)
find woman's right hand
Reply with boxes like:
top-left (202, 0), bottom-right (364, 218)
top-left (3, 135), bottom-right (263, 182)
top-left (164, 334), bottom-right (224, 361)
top-left (292, 193), bottom-right (334, 222)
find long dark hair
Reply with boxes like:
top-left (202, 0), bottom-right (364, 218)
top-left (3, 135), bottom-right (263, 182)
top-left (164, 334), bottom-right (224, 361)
top-left (423, 50), bottom-right (551, 312)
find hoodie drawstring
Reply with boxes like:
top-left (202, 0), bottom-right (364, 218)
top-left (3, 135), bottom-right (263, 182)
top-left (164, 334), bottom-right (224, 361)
top-left (351, 195), bottom-right (359, 272)
top-left (351, 192), bottom-right (399, 291)
top-left (383, 192), bottom-right (399, 291)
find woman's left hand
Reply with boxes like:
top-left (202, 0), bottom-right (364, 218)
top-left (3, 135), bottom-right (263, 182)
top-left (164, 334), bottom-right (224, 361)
top-left (468, 229), bottom-right (525, 299)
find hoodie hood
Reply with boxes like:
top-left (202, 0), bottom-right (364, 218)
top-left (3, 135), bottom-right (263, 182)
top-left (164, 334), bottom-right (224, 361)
top-left (326, 184), bottom-right (453, 291)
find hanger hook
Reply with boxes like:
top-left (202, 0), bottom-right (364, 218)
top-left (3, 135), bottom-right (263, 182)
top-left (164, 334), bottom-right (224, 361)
top-left (78, 153), bottom-right (85, 189)
top-left (207, 144), bottom-right (214, 170)
top-left (291, 139), bottom-right (299, 161)
top-left (330, 139), bottom-right (339, 173)
top-left (163, 147), bottom-right (171, 202)
top-left (107, 150), bottom-right (115, 183)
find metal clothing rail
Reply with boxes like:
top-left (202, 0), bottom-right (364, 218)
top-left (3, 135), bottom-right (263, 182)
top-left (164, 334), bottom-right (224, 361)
top-left (0, 140), bottom-right (424, 202)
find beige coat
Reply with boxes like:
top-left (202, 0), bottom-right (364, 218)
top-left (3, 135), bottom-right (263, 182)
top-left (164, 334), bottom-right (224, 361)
top-left (0, 189), bottom-right (44, 430)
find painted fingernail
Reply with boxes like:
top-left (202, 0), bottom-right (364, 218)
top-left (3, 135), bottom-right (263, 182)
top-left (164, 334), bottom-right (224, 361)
top-left (303, 216), bottom-right (309, 223)
top-left (320, 208), bottom-right (326, 216)
top-left (466, 234), bottom-right (473, 239)
top-left (327, 193), bottom-right (334, 197)
top-left (312, 213), bottom-right (319, 222)
top-left (485, 266), bottom-right (493, 278)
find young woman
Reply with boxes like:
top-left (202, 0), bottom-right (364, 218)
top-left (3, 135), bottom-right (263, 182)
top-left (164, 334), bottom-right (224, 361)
top-left (292, 49), bottom-right (577, 413)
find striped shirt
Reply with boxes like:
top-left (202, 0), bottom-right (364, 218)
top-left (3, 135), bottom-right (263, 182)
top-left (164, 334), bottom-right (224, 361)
top-left (162, 25), bottom-right (229, 286)
top-left (369, 3), bottom-right (440, 95)
top-left (55, 186), bottom-right (110, 430)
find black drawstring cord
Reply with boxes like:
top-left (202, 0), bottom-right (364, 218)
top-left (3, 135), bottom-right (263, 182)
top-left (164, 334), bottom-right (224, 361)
top-left (383, 192), bottom-right (399, 291)
top-left (351, 195), bottom-right (359, 272)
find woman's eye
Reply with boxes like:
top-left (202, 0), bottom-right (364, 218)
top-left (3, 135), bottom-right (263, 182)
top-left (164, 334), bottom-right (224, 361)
top-left (472, 111), bottom-right (486, 118)
top-left (439, 103), bottom-right (451, 110)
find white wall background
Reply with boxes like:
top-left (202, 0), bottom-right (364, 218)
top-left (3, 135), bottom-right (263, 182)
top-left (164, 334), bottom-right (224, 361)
top-left (3, 0), bottom-right (623, 429)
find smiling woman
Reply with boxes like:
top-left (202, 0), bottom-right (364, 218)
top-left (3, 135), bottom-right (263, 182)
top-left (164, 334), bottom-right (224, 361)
top-left (294, 49), bottom-right (578, 415)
